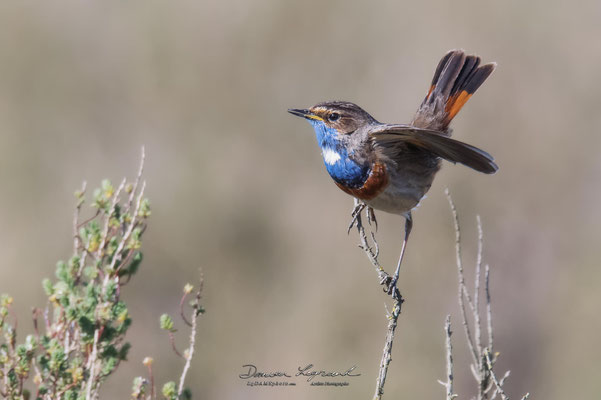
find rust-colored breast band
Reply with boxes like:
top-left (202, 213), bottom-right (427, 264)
top-left (335, 162), bottom-right (389, 201)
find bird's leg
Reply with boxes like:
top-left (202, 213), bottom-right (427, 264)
top-left (384, 212), bottom-right (413, 300)
top-left (367, 206), bottom-right (378, 231)
top-left (347, 201), bottom-right (366, 234)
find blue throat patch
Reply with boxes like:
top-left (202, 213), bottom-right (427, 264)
top-left (309, 120), bottom-right (369, 189)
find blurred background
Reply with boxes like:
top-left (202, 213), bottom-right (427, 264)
top-left (0, 0), bottom-right (599, 398)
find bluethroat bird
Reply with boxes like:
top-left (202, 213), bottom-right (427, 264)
top-left (288, 50), bottom-right (497, 299)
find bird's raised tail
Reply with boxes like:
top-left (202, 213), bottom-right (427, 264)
top-left (412, 50), bottom-right (496, 133)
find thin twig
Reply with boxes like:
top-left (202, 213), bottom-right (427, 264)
top-left (76, 236), bottom-right (91, 279)
top-left (77, 209), bottom-right (101, 230)
top-left (373, 298), bottom-right (402, 400)
top-left (73, 181), bottom-right (87, 253)
top-left (115, 248), bottom-right (136, 275)
top-left (96, 178), bottom-right (127, 259)
top-left (31, 308), bottom-right (41, 340)
top-left (179, 292), bottom-right (192, 328)
top-left (473, 215), bottom-right (486, 398)
top-left (352, 199), bottom-right (388, 284)
top-left (484, 349), bottom-right (509, 400)
top-left (85, 328), bottom-right (101, 400)
top-left (437, 315), bottom-right (456, 400)
top-left (444, 197), bottom-right (530, 400)
top-left (474, 215), bottom-right (483, 358)
top-left (491, 370), bottom-right (511, 400)
top-left (446, 191), bottom-right (493, 399)
top-left (485, 264), bottom-right (494, 351)
top-left (108, 181), bottom-right (146, 274)
top-left (349, 199), bottom-right (402, 399)
top-left (445, 189), bottom-right (479, 366)
top-left (169, 331), bottom-right (184, 359)
top-left (146, 362), bottom-right (155, 399)
top-left (127, 146), bottom-right (146, 214)
top-left (178, 274), bottom-right (204, 398)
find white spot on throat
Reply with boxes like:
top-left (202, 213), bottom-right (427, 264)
top-left (322, 148), bottom-right (341, 165)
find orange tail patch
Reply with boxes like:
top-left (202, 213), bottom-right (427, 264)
top-left (416, 50), bottom-right (496, 131)
top-left (445, 90), bottom-right (472, 122)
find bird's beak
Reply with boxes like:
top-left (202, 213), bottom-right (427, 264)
top-left (287, 108), bottom-right (324, 121)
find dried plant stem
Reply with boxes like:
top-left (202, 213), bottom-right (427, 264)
top-left (177, 318), bottom-right (197, 397)
top-left (438, 315), bottom-right (456, 400)
top-left (474, 215), bottom-right (484, 356)
top-left (484, 349), bottom-right (508, 400)
top-left (373, 298), bottom-right (401, 400)
top-left (485, 264), bottom-right (494, 352)
top-left (97, 178), bottom-right (127, 259)
top-left (350, 199), bottom-right (403, 400)
top-left (85, 329), bottom-right (101, 400)
top-left (127, 146), bottom-right (146, 212)
top-left (446, 189), bottom-right (479, 367)
top-left (73, 181), bottom-right (87, 253)
top-left (352, 199), bottom-right (389, 286)
top-left (444, 189), bottom-right (529, 400)
top-left (178, 276), bottom-right (204, 398)
top-left (107, 180), bottom-right (146, 274)
top-left (169, 332), bottom-right (184, 359)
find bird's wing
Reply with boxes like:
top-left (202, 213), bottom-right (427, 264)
top-left (370, 124), bottom-right (498, 174)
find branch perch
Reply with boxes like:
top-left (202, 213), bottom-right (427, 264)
top-left (350, 199), bottom-right (403, 400)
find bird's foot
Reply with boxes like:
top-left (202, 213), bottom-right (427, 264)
top-left (381, 275), bottom-right (403, 302)
top-left (347, 202), bottom-right (366, 234)
top-left (367, 206), bottom-right (378, 231)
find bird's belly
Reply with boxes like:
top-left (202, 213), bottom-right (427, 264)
top-left (365, 187), bottom-right (421, 215)
top-left (364, 169), bottom-right (436, 215)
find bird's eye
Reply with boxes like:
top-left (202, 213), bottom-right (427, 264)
top-left (328, 112), bottom-right (340, 122)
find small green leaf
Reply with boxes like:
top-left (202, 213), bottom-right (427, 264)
top-left (0, 294), bottom-right (14, 307)
top-left (139, 198), bottom-right (151, 218)
top-left (42, 279), bottom-right (54, 295)
top-left (159, 314), bottom-right (175, 332)
top-left (132, 376), bottom-right (147, 398)
top-left (101, 179), bottom-right (114, 198)
top-left (25, 335), bottom-right (37, 351)
top-left (161, 381), bottom-right (177, 399)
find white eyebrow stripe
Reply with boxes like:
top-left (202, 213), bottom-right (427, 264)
top-left (322, 148), bottom-right (341, 165)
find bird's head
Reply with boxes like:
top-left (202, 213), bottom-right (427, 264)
top-left (288, 101), bottom-right (376, 135)
top-left (288, 101), bottom-right (374, 187)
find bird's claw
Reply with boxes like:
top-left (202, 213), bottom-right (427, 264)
top-left (367, 207), bottom-right (378, 231)
top-left (347, 203), bottom-right (366, 234)
top-left (381, 275), bottom-right (403, 301)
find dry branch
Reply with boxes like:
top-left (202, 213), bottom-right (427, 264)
top-left (443, 189), bottom-right (529, 400)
